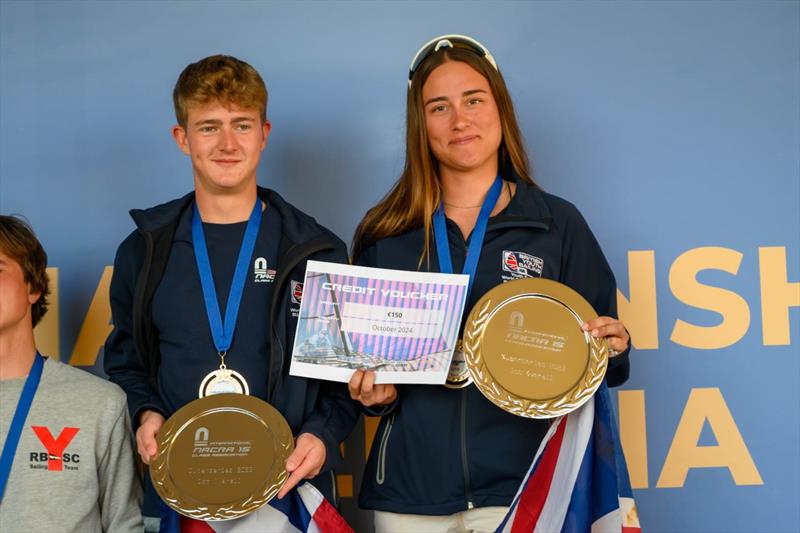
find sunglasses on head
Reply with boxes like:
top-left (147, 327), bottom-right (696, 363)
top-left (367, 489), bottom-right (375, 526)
top-left (408, 34), bottom-right (498, 89)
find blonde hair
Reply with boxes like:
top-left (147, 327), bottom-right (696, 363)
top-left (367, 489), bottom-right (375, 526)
top-left (173, 55), bottom-right (267, 127)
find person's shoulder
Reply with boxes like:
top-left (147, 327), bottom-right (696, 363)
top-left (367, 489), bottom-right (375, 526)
top-left (129, 191), bottom-right (195, 232)
top-left (355, 225), bottom-right (425, 268)
top-left (44, 359), bottom-right (127, 408)
top-left (114, 190), bottom-right (195, 258)
top-left (263, 188), bottom-right (347, 252)
top-left (537, 189), bottom-right (584, 220)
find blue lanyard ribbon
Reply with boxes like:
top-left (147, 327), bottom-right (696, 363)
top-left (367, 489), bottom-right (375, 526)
top-left (192, 199), bottom-right (262, 354)
top-left (0, 352), bottom-right (44, 501)
top-left (433, 175), bottom-right (503, 299)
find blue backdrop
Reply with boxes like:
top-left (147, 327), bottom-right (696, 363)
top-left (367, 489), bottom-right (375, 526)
top-left (1, 1), bottom-right (798, 531)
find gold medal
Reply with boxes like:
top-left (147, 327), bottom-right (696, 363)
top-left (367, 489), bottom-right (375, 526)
top-left (444, 339), bottom-right (472, 389)
top-left (463, 278), bottom-right (608, 418)
top-left (199, 353), bottom-right (249, 398)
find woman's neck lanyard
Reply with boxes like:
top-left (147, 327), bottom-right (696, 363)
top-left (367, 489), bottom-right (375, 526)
top-left (434, 175), bottom-right (502, 388)
top-left (192, 199), bottom-right (261, 398)
top-left (433, 174), bottom-right (503, 297)
top-left (0, 352), bottom-right (45, 500)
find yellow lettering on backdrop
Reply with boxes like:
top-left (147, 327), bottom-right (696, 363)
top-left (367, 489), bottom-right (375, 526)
top-left (669, 247), bottom-right (750, 349)
top-left (69, 266), bottom-right (113, 366)
top-left (618, 389), bottom-right (648, 489)
top-left (33, 267), bottom-right (60, 359)
top-left (759, 246), bottom-right (799, 345)
top-left (617, 251), bottom-right (659, 349)
top-left (656, 388), bottom-right (762, 488)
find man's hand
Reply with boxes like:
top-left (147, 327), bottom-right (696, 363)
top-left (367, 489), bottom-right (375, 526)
top-left (136, 410), bottom-right (165, 465)
top-left (348, 369), bottom-right (397, 407)
top-left (277, 433), bottom-right (327, 499)
top-left (582, 316), bottom-right (630, 356)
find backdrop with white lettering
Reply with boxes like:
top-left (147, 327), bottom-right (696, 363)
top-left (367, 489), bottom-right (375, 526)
top-left (1, 2), bottom-right (798, 531)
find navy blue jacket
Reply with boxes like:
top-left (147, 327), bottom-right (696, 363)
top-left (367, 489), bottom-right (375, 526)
top-left (103, 187), bottom-right (359, 500)
top-left (356, 177), bottom-right (631, 515)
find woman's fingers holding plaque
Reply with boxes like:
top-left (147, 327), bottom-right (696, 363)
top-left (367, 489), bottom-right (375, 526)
top-left (278, 433), bottom-right (327, 499)
top-left (348, 369), bottom-right (398, 407)
top-left (582, 316), bottom-right (630, 356)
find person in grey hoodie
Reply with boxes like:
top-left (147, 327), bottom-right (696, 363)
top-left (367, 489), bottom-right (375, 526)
top-left (0, 214), bottom-right (143, 533)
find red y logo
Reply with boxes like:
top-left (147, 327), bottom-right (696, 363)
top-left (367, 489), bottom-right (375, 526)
top-left (31, 426), bottom-right (80, 471)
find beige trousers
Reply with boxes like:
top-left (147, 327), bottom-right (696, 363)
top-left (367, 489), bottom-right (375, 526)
top-left (373, 506), bottom-right (509, 533)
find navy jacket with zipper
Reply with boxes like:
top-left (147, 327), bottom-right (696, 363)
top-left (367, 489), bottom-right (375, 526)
top-left (103, 187), bottom-right (359, 501)
top-left (356, 176), bottom-right (631, 515)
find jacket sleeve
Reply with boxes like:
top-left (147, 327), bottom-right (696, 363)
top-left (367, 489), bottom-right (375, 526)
top-left (103, 231), bottom-right (168, 427)
top-left (555, 202), bottom-right (631, 387)
top-left (98, 390), bottom-right (143, 533)
top-left (297, 240), bottom-right (361, 472)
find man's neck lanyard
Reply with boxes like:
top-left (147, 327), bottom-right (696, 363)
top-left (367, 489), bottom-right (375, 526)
top-left (0, 352), bottom-right (44, 500)
top-left (192, 199), bottom-right (261, 397)
top-left (433, 174), bottom-right (503, 299)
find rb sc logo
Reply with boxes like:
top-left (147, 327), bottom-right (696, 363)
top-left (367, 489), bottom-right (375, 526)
top-left (31, 426), bottom-right (80, 471)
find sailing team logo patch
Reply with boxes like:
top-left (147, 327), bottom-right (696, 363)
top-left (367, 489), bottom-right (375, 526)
top-left (253, 257), bottom-right (276, 283)
top-left (29, 426), bottom-right (81, 471)
top-left (502, 250), bottom-right (543, 281)
top-left (291, 281), bottom-right (304, 304)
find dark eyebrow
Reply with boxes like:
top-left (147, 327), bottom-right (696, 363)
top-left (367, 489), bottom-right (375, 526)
top-left (424, 95), bottom-right (448, 107)
top-left (424, 89), bottom-right (488, 107)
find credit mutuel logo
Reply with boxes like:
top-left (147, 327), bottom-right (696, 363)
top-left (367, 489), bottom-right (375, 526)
top-left (29, 426), bottom-right (81, 471)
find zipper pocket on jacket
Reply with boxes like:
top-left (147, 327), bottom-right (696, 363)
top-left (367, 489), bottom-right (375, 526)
top-left (376, 413), bottom-right (395, 485)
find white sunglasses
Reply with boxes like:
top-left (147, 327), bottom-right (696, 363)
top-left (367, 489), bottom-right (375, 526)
top-left (408, 34), bottom-right (498, 89)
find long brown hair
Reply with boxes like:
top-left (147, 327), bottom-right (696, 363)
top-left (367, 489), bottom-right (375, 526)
top-left (351, 44), bottom-right (537, 263)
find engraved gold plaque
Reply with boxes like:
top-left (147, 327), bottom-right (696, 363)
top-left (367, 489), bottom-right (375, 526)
top-left (150, 394), bottom-right (294, 520)
top-left (463, 278), bottom-right (608, 418)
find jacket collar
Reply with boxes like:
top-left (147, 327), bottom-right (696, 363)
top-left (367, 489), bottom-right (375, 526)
top-left (489, 172), bottom-right (552, 230)
top-left (130, 186), bottom-right (332, 247)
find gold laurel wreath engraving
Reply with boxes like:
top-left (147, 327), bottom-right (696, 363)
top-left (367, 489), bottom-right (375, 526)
top-left (151, 412), bottom-right (293, 520)
top-left (464, 297), bottom-right (608, 418)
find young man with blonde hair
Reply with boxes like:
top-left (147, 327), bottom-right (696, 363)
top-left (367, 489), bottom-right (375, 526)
top-left (103, 55), bottom-right (357, 520)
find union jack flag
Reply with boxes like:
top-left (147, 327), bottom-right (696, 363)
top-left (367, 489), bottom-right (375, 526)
top-left (496, 382), bottom-right (642, 533)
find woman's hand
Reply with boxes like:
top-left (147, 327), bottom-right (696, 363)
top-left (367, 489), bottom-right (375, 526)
top-left (582, 316), bottom-right (630, 357)
top-left (348, 369), bottom-right (397, 407)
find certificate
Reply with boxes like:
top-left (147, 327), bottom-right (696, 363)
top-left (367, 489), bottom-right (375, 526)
top-left (289, 261), bottom-right (469, 384)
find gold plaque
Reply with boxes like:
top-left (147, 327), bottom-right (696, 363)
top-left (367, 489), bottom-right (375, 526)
top-left (463, 278), bottom-right (608, 418)
top-left (150, 393), bottom-right (294, 520)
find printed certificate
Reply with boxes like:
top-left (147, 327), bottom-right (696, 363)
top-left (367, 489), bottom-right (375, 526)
top-left (289, 261), bottom-right (469, 384)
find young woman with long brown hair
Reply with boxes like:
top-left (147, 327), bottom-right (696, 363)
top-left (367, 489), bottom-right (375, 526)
top-left (348, 35), bottom-right (632, 532)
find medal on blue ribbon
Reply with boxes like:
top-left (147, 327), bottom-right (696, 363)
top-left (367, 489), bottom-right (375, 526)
top-left (433, 175), bottom-right (503, 388)
top-left (192, 199), bottom-right (261, 398)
